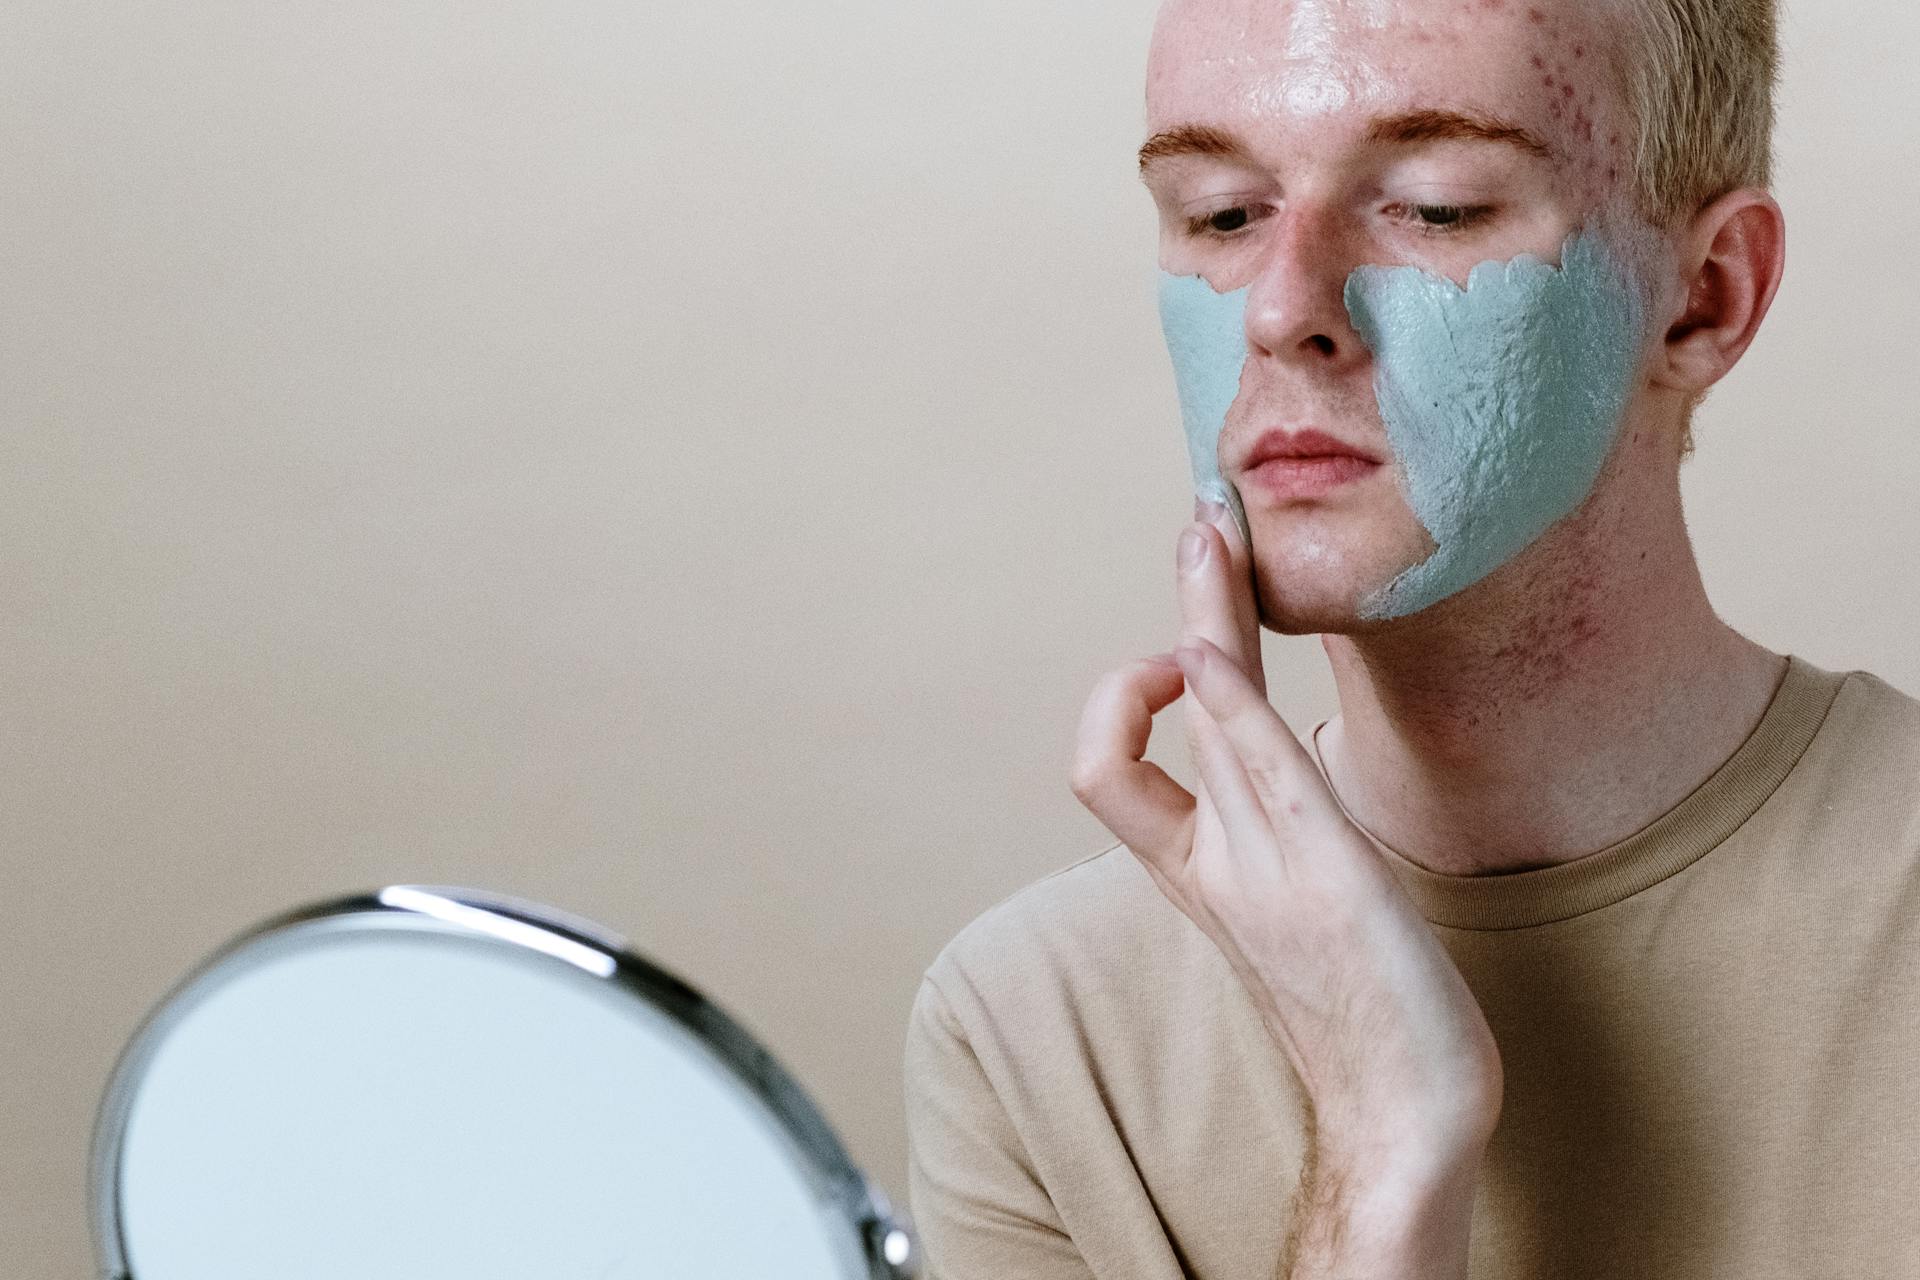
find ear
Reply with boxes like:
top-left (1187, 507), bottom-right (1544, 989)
top-left (1652, 188), bottom-right (1786, 398)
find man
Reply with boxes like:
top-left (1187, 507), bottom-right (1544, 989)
top-left (903, 0), bottom-right (1920, 1277)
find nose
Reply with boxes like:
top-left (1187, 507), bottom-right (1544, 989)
top-left (1240, 203), bottom-right (1371, 373)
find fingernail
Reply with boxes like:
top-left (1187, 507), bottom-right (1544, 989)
top-left (1178, 526), bottom-right (1207, 572)
top-left (1194, 498), bottom-right (1227, 524)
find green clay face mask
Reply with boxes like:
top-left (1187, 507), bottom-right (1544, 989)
top-left (1156, 222), bottom-right (1652, 620)
top-left (1157, 270), bottom-right (1258, 552)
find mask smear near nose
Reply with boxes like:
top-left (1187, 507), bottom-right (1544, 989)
top-left (1153, 223), bottom-right (1647, 622)
top-left (1156, 271), bottom-right (1254, 551)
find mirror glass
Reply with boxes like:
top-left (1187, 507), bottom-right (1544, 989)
top-left (93, 889), bottom-right (913, 1280)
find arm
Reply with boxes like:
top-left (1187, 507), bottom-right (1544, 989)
top-left (902, 974), bottom-right (1099, 1280)
top-left (906, 962), bottom-right (1484, 1280)
top-left (1277, 1132), bottom-right (1484, 1280)
top-left (1070, 502), bottom-right (1503, 1280)
top-left (906, 963), bottom-right (1482, 1280)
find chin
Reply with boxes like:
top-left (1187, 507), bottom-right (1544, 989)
top-left (1254, 589), bottom-right (1375, 636)
top-left (1251, 564), bottom-right (1380, 635)
top-left (1246, 526), bottom-right (1432, 636)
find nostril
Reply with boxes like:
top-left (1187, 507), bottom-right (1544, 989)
top-left (1306, 333), bottom-right (1336, 356)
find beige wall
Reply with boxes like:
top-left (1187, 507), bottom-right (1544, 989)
top-left (3, 1), bottom-right (1914, 1273)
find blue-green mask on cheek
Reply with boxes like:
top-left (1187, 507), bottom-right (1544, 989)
top-left (1155, 224), bottom-right (1649, 621)
top-left (1342, 226), bottom-right (1648, 619)
top-left (1157, 270), bottom-right (1255, 552)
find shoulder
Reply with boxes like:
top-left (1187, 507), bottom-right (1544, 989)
top-left (1832, 665), bottom-right (1920, 723)
top-left (921, 842), bottom-right (1167, 994)
top-left (914, 842), bottom-right (1209, 1039)
top-left (1785, 661), bottom-right (1920, 850)
top-left (1815, 663), bottom-right (1920, 767)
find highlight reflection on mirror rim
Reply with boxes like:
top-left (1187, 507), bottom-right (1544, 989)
top-left (88, 885), bottom-right (918, 1280)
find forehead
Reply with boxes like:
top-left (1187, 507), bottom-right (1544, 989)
top-left (1145, 0), bottom-right (1624, 140)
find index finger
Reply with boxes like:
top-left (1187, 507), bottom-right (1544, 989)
top-left (1175, 635), bottom-right (1332, 827)
top-left (1069, 654), bottom-right (1199, 869)
top-left (1195, 492), bottom-right (1266, 699)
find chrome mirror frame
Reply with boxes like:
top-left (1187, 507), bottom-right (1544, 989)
top-left (88, 884), bottom-right (920, 1280)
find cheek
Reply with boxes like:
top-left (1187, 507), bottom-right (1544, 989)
top-left (1341, 227), bottom-right (1648, 619)
top-left (1158, 271), bottom-right (1256, 550)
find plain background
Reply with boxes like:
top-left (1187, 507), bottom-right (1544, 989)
top-left (3, 1), bottom-right (1915, 1272)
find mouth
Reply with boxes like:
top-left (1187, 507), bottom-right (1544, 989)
top-left (1235, 427), bottom-right (1385, 501)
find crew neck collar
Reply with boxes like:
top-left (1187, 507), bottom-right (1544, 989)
top-left (1307, 654), bottom-right (1848, 931)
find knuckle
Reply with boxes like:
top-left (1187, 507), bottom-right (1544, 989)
top-left (1240, 751), bottom-right (1280, 788)
top-left (1067, 760), bottom-right (1106, 801)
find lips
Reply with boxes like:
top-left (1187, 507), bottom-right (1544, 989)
top-left (1236, 428), bottom-right (1384, 472)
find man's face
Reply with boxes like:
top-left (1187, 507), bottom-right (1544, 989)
top-left (1143, 0), bottom-right (1645, 630)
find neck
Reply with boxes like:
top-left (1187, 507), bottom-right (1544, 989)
top-left (1314, 437), bottom-right (1786, 877)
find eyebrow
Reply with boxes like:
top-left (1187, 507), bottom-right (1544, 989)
top-left (1136, 109), bottom-right (1552, 180)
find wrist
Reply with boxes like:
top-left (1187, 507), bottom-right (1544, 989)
top-left (1311, 1116), bottom-right (1496, 1192)
top-left (1284, 1137), bottom-right (1487, 1279)
top-left (1342, 1154), bottom-right (1481, 1230)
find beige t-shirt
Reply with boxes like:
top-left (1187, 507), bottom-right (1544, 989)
top-left (903, 655), bottom-right (1920, 1278)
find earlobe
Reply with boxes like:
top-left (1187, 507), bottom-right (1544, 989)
top-left (1655, 190), bottom-right (1786, 396)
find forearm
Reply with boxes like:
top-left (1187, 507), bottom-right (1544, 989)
top-left (1278, 1134), bottom-right (1484, 1280)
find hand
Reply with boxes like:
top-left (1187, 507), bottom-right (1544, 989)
top-left (1068, 500), bottom-right (1504, 1176)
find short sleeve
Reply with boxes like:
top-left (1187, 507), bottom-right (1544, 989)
top-left (902, 973), bottom-right (1097, 1280)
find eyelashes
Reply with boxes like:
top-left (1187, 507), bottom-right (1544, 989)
top-left (1180, 202), bottom-right (1496, 240)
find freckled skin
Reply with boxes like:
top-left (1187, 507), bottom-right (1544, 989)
top-left (1141, 0), bottom-right (1790, 881)
top-left (1145, 0), bottom-right (1643, 645)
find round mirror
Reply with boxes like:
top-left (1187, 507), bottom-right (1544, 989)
top-left (90, 886), bottom-right (919, 1280)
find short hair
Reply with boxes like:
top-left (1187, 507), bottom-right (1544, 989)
top-left (1613, 0), bottom-right (1781, 231)
top-left (1609, 0), bottom-right (1781, 459)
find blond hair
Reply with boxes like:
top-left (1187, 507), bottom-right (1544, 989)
top-left (1610, 0), bottom-right (1781, 457)
top-left (1616, 0), bottom-right (1781, 230)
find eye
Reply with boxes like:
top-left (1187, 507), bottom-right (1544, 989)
top-left (1181, 204), bottom-right (1273, 240)
top-left (1393, 203), bottom-right (1496, 236)
top-left (1179, 201), bottom-right (1495, 240)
